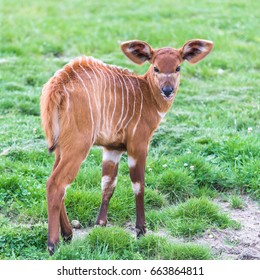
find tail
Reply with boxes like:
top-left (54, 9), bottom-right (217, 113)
top-left (40, 78), bottom-right (65, 153)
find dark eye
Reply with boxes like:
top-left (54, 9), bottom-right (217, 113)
top-left (154, 66), bottom-right (160, 73)
top-left (176, 66), bottom-right (181, 72)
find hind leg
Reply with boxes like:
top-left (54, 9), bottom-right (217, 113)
top-left (60, 198), bottom-right (73, 242)
top-left (46, 138), bottom-right (91, 255)
top-left (50, 148), bottom-right (72, 242)
top-left (51, 148), bottom-right (72, 242)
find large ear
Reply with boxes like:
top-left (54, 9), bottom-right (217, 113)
top-left (121, 40), bottom-right (154, 65)
top-left (180, 39), bottom-right (214, 64)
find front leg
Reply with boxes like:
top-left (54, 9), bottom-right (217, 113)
top-left (96, 148), bottom-right (123, 226)
top-left (128, 149), bottom-right (147, 236)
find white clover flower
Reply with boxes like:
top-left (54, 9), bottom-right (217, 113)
top-left (190, 165), bottom-right (195, 171)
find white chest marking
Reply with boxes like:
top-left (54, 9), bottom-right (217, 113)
top-left (158, 111), bottom-right (166, 119)
top-left (103, 149), bottom-right (122, 164)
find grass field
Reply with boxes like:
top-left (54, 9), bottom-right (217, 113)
top-left (0, 0), bottom-right (259, 260)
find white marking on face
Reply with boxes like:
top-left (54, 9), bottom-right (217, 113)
top-left (103, 149), bottom-right (122, 164)
top-left (159, 73), bottom-right (175, 78)
top-left (132, 182), bottom-right (141, 195)
top-left (128, 156), bottom-right (137, 168)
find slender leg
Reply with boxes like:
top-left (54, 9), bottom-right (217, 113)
top-left (95, 148), bottom-right (123, 226)
top-left (52, 148), bottom-right (61, 172)
top-left (51, 148), bottom-right (72, 242)
top-left (60, 199), bottom-right (73, 242)
top-left (128, 149), bottom-right (147, 236)
top-left (46, 139), bottom-right (91, 255)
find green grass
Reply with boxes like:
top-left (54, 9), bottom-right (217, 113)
top-left (146, 197), bottom-right (240, 236)
top-left (0, 0), bottom-right (259, 260)
top-left (52, 226), bottom-right (213, 260)
top-left (229, 195), bottom-right (244, 209)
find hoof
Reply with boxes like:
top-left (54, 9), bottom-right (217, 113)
top-left (62, 232), bottom-right (73, 243)
top-left (136, 226), bottom-right (146, 238)
top-left (47, 243), bottom-right (55, 256)
top-left (95, 219), bottom-right (107, 227)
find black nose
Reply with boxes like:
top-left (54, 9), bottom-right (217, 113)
top-left (162, 86), bottom-right (174, 96)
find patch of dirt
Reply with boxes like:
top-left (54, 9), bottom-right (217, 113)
top-left (72, 195), bottom-right (260, 260)
top-left (72, 227), bottom-right (91, 239)
top-left (194, 196), bottom-right (260, 260)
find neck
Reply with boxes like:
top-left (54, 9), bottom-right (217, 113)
top-left (144, 69), bottom-right (173, 114)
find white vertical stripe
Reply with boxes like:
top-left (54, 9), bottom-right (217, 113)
top-left (119, 73), bottom-right (130, 129)
top-left (63, 69), bottom-right (75, 92)
top-left (110, 72), bottom-right (117, 131)
top-left (97, 65), bottom-right (107, 132)
top-left (114, 72), bottom-right (125, 133)
top-left (87, 58), bottom-right (104, 132)
top-left (123, 76), bottom-right (136, 128)
top-left (61, 82), bottom-right (70, 112)
top-left (79, 58), bottom-right (101, 134)
top-left (101, 69), bottom-right (109, 132)
top-left (105, 69), bottom-right (112, 132)
top-left (103, 66), bottom-right (118, 132)
top-left (79, 58), bottom-right (99, 112)
top-left (132, 77), bottom-right (143, 136)
top-left (69, 65), bottom-right (95, 139)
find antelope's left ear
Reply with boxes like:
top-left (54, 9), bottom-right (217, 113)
top-left (180, 39), bottom-right (214, 64)
top-left (121, 40), bottom-right (154, 65)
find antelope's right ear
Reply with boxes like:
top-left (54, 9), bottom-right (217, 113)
top-left (121, 40), bottom-right (154, 65)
